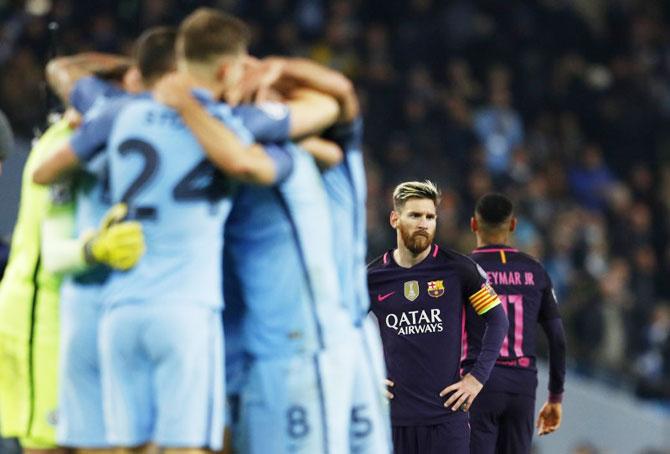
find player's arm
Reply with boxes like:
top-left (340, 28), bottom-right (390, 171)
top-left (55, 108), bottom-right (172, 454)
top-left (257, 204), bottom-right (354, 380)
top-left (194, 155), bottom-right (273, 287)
top-left (263, 56), bottom-right (359, 123)
top-left (40, 182), bottom-right (86, 274)
top-left (154, 74), bottom-right (289, 186)
top-left (282, 87), bottom-right (340, 139)
top-left (32, 143), bottom-right (80, 185)
top-left (46, 52), bottom-right (131, 105)
top-left (179, 99), bottom-right (286, 185)
top-left (42, 200), bottom-right (145, 273)
top-left (536, 277), bottom-right (566, 435)
top-left (33, 100), bottom-right (123, 185)
top-left (298, 136), bottom-right (343, 169)
top-left (440, 262), bottom-right (508, 412)
top-left (440, 303), bottom-right (507, 412)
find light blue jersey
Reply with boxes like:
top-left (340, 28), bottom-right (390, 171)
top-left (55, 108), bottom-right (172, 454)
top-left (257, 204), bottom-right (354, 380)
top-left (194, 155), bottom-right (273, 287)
top-left (226, 105), bottom-right (349, 356)
top-left (322, 119), bottom-right (369, 324)
top-left (226, 106), bottom-right (355, 454)
top-left (322, 118), bottom-right (392, 453)
top-left (101, 92), bottom-right (252, 309)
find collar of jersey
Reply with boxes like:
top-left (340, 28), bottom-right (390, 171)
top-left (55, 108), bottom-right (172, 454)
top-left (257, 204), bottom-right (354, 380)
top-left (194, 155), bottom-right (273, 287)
top-left (191, 88), bottom-right (217, 104)
top-left (474, 243), bottom-right (511, 250)
top-left (386, 244), bottom-right (437, 269)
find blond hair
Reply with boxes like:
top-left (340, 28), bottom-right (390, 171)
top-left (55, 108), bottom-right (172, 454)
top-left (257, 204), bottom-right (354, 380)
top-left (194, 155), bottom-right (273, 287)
top-left (392, 180), bottom-right (441, 211)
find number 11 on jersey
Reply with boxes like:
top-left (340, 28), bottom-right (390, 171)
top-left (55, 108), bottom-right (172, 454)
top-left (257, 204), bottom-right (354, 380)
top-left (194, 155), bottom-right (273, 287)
top-left (498, 294), bottom-right (524, 358)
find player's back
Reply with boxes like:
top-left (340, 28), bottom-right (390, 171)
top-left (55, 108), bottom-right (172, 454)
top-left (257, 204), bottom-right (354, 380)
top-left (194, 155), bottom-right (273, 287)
top-left (104, 93), bottom-right (251, 309)
top-left (321, 119), bottom-right (369, 324)
top-left (224, 174), bottom-right (319, 357)
top-left (465, 245), bottom-right (558, 394)
top-left (226, 140), bottom-right (350, 357)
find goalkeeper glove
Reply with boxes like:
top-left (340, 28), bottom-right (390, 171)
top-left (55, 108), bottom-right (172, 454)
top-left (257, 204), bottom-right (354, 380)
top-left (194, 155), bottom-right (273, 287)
top-left (83, 203), bottom-right (146, 270)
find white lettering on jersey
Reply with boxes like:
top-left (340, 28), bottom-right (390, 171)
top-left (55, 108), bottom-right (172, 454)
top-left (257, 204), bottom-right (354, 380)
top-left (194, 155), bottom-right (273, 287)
top-left (385, 309), bottom-right (444, 335)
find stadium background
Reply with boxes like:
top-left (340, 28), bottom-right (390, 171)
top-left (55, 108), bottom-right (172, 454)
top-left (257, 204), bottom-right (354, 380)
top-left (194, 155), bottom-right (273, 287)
top-left (0, 0), bottom-right (669, 452)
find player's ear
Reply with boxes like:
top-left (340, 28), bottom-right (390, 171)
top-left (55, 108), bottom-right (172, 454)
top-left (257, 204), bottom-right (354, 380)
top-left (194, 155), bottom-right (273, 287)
top-left (509, 217), bottom-right (517, 233)
top-left (215, 60), bottom-right (228, 83)
top-left (390, 210), bottom-right (399, 229)
top-left (123, 66), bottom-right (144, 93)
top-left (470, 216), bottom-right (477, 232)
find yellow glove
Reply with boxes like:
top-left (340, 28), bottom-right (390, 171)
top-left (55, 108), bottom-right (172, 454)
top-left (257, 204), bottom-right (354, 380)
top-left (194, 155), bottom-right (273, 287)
top-left (84, 203), bottom-right (146, 270)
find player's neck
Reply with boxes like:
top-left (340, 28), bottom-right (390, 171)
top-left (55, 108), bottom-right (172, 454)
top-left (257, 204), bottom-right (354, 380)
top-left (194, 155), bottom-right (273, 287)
top-left (476, 234), bottom-right (509, 248)
top-left (181, 68), bottom-right (224, 100)
top-left (394, 243), bottom-right (432, 268)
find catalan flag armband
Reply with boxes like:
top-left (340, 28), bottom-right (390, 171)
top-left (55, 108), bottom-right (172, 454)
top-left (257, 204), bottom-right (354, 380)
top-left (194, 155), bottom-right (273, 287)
top-left (469, 283), bottom-right (501, 315)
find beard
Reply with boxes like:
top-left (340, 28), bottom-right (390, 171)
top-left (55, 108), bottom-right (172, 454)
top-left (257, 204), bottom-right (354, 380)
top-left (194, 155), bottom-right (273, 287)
top-left (399, 227), bottom-right (434, 255)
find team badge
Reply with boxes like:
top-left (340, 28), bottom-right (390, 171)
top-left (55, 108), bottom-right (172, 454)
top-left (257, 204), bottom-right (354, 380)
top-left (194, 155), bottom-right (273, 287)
top-left (427, 280), bottom-right (445, 298)
top-left (404, 280), bottom-right (420, 301)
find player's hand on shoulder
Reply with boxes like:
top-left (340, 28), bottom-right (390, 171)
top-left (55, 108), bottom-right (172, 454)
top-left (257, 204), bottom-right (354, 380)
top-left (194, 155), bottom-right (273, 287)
top-left (84, 203), bottom-right (146, 270)
top-left (384, 379), bottom-right (394, 400)
top-left (536, 401), bottom-right (562, 436)
top-left (439, 373), bottom-right (483, 412)
top-left (154, 72), bottom-right (197, 112)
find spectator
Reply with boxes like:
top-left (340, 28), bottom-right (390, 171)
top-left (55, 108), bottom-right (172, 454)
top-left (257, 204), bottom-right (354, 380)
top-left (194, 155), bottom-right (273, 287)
top-left (568, 143), bottom-right (615, 212)
top-left (473, 66), bottom-right (524, 179)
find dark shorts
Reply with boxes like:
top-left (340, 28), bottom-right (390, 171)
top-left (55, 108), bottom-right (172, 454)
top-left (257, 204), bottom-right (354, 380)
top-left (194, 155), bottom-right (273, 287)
top-left (392, 414), bottom-right (469, 454)
top-left (469, 391), bottom-right (535, 454)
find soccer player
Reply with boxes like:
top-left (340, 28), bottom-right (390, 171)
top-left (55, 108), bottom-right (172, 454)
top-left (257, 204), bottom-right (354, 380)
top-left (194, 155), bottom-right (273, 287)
top-left (272, 57), bottom-right (392, 453)
top-left (465, 193), bottom-right (566, 454)
top-left (0, 118), bottom-right (71, 454)
top-left (0, 53), bottom-right (133, 452)
top-left (154, 63), bottom-right (356, 453)
top-left (226, 55), bottom-right (392, 453)
top-left (367, 181), bottom-right (509, 454)
top-left (37, 28), bottom-right (175, 452)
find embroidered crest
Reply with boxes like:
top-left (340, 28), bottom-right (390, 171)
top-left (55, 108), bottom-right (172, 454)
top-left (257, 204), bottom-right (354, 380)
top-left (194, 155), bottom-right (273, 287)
top-left (427, 280), bottom-right (445, 298)
top-left (404, 280), bottom-right (420, 301)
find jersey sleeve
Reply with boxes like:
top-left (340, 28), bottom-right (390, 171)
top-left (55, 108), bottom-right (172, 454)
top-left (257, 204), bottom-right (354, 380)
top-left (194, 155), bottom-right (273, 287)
top-left (539, 270), bottom-right (561, 321)
top-left (70, 76), bottom-right (123, 115)
top-left (264, 143), bottom-right (294, 184)
top-left (70, 98), bottom-right (126, 163)
top-left (234, 103), bottom-right (291, 143)
top-left (322, 116), bottom-right (363, 150)
top-left (462, 258), bottom-right (501, 315)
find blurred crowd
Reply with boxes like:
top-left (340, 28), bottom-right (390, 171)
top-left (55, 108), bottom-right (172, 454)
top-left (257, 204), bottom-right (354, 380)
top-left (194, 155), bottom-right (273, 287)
top-left (1, 0), bottom-right (670, 404)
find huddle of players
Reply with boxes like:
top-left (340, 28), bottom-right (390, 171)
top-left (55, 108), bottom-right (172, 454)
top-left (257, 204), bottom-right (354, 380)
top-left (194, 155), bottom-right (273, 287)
top-left (367, 183), bottom-right (567, 454)
top-left (27, 7), bottom-right (390, 454)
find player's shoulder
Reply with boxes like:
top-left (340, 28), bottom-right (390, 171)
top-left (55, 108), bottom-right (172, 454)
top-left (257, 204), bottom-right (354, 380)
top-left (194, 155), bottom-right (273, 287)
top-left (367, 250), bottom-right (392, 272)
top-left (510, 249), bottom-right (548, 273)
top-left (91, 92), bottom-right (144, 121)
top-left (435, 245), bottom-right (481, 270)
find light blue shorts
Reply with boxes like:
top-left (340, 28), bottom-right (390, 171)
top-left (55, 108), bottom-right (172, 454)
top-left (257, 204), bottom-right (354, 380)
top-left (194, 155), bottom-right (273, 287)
top-left (236, 351), bottom-right (332, 454)
top-left (57, 282), bottom-right (109, 447)
top-left (349, 319), bottom-right (392, 454)
top-left (99, 303), bottom-right (224, 449)
top-left (236, 325), bottom-right (391, 454)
